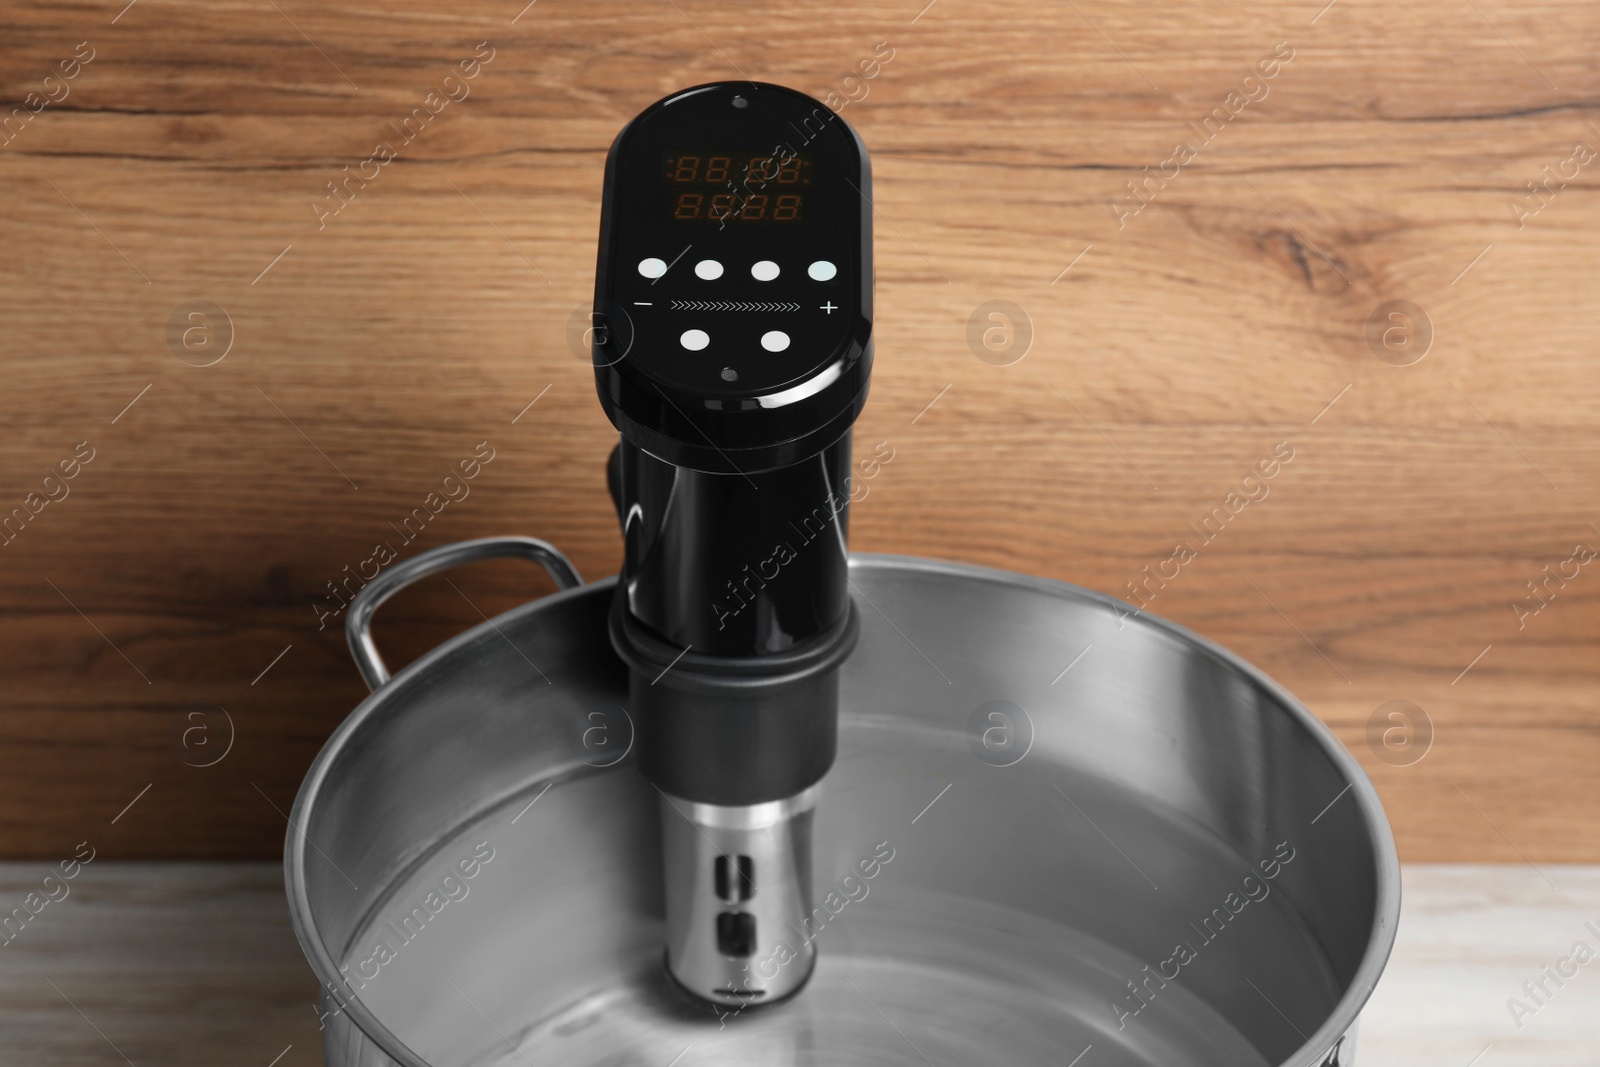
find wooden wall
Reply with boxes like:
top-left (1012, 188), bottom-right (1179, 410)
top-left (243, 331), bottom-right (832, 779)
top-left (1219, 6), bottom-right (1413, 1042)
top-left (1, 0), bottom-right (1595, 862)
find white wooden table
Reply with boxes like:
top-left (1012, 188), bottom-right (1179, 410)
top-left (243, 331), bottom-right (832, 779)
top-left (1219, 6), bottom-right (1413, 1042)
top-left (1, 864), bottom-right (1594, 1065)
top-left (1359, 867), bottom-right (1600, 1067)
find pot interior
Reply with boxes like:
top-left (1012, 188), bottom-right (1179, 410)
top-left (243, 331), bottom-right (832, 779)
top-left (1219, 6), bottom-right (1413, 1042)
top-left (292, 556), bottom-right (1394, 1067)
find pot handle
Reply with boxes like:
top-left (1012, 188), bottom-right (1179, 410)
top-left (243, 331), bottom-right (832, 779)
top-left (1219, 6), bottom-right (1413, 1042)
top-left (345, 536), bottom-right (584, 691)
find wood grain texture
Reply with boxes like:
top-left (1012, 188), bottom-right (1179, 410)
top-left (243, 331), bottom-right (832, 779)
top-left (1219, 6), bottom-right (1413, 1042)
top-left (0, 0), bottom-right (1595, 860)
top-left (1360, 866), bottom-right (1600, 1065)
top-left (0, 863), bottom-right (321, 1066)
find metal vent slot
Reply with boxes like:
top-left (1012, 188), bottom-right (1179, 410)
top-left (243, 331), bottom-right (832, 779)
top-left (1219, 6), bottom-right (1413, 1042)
top-left (716, 911), bottom-right (757, 958)
top-left (714, 854), bottom-right (755, 903)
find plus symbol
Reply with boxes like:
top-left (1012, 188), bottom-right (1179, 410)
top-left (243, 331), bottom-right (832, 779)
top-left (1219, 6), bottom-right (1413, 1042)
top-left (820, 302), bottom-right (838, 314)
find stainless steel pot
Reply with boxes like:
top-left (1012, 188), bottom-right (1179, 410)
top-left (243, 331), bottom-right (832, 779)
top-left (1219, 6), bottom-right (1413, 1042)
top-left (286, 540), bottom-right (1398, 1067)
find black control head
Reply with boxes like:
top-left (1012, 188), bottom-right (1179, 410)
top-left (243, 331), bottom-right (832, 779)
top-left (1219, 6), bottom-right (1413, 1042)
top-left (592, 82), bottom-right (872, 474)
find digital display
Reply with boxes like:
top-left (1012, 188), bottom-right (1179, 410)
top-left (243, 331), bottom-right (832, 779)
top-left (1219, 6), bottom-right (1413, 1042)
top-left (664, 151), bottom-right (813, 223)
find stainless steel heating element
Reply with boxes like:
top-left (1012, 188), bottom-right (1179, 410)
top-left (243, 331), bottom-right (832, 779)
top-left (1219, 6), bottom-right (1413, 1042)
top-left (658, 787), bottom-right (818, 1002)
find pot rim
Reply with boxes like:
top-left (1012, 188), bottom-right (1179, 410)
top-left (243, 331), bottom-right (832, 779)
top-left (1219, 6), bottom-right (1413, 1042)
top-left (285, 552), bottom-right (1399, 1067)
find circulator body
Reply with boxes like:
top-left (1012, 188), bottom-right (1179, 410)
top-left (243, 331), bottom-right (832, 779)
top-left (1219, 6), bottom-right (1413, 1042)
top-left (591, 81), bottom-right (872, 1005)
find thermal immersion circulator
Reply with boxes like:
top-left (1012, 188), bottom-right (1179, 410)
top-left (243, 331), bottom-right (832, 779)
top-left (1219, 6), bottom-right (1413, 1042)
top-left (590, 81), bottom-right (872, 1006)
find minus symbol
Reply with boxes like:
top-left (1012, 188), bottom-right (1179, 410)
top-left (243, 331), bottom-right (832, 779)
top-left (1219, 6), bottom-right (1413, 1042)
top-left (634, 302), bottom-right (652, 306)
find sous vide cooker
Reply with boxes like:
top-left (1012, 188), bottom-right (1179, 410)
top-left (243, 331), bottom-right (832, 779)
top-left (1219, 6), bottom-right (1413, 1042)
top-left (286, 82), bottom-right (1399, 1067)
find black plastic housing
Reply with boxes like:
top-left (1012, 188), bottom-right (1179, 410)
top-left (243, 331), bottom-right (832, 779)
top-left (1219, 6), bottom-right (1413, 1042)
top-left (609, 594), bottom-right (857, 806)
top-left (593, 82), bottom-right (871, 807)
top-left (614, 434), bottom-right (852, 656)
top-left (592, 81), bottom-right (873, 476)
